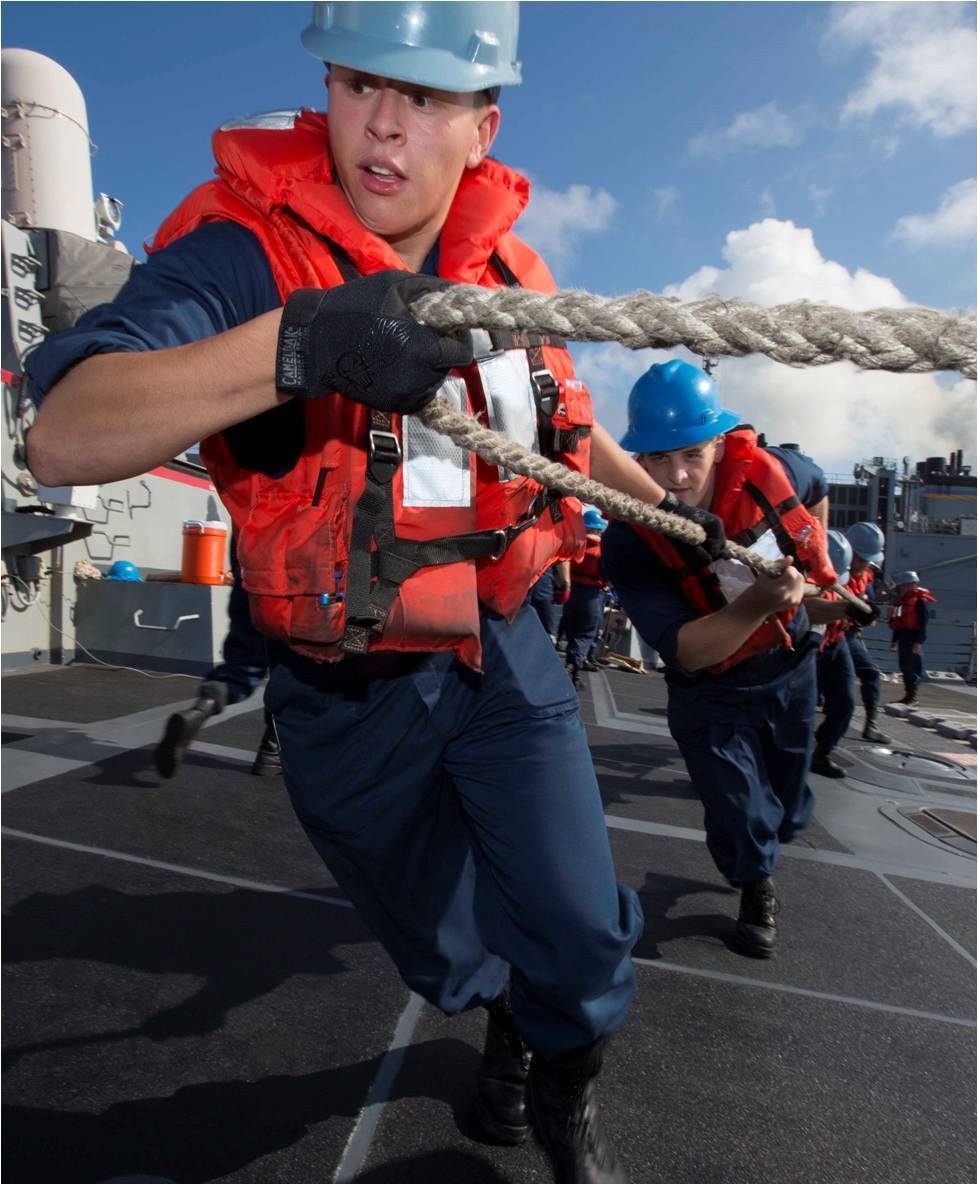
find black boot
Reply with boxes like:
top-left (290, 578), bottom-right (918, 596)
top-left (567, 661), bottom-right (582, 689)
top-left (735, 877), bottom-right (779, 959)
top-left (861, 708), bottom-right (891, 744)
top-left (474, 990), bottom-right (532, 1145)
top-left (528, 1039), bottom-right (627, 1184)
top-left (251, 716), bottom-right (283, 777)
top-left (897, 692), bottom-right (918, 706)
top-left (810, 747), bottom-right (846, 778)
top-left (154, 684), bottom-right (225, 779)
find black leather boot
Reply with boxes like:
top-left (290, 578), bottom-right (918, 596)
top-left (861, 709), bottom-right (891, 744)
top-left (810, 747), bottom-right (846, 778)
top-left (154, 683), bottom-right (226, 779)
top-left (473, 991), bottom-right (532, 1145)
top-left (527, 1039), bottom-right (627, 1183)
top-left (735, 877), bottom-right (779, 958)
top-left (251, 715), bottom-right (283, 777)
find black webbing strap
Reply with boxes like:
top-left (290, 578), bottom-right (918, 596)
top-left (735, 481), bottom-right (800, 558)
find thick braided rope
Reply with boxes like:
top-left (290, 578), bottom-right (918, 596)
top-left (417, 396), bottom-right (872, 616)
top-left (419, 397), bottom-right (774, 572)
top-left (411, 287), bottom-right (977, 378)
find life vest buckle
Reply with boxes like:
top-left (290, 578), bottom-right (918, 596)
top-left (367, 429), bottom-right (402, 483)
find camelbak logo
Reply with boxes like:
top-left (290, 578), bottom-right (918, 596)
top-left (277, 325), bottom-right (306, 388)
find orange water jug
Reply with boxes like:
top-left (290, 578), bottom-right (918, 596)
top-left (181, 520), bottom-right (229, 585)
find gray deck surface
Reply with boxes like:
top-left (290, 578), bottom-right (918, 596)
top-left (3, 663), bottom-right (975, 1184)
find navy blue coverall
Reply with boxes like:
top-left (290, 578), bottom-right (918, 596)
top-left (893, 598), bottom-right (930, 698)
top-left (846, 632), bottom-right (882, 712)
top-left (563, 583), bottom-right (607, 669)
top-left (601, 447), bottom-right (826, 884)
top-left (526, 566), bottom-right (564, 640)
top-left (815, 635), bottom-right (856, 752)
top-left (26, 221), bottom-right (643, 1058)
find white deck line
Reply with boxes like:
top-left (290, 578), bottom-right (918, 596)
top-left (332, 992), bottom-right (426, 1184)
top-left (877, 872), bottom-right (977, 968)
top-left (634, 958), bottom-right (976, 1028)
top-left (1, 828), bottom-right (354, 909)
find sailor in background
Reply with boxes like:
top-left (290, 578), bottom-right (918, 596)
top-left (154, 537), bottom-right (280, 779)
top-left (563, 508), bottom-right (610, 686)
top-left (889, 570), bottom-right (936, 707)
top-left (843, 522), bottom-right (892, 743)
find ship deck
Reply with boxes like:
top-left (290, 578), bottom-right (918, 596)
top-left (2, 662), bottom-right (976, 1184)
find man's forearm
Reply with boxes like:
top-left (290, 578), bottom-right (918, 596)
top-left (28, 309), bottom-right (287, 487)
top-left (675, 598), bottom-right (780, 672)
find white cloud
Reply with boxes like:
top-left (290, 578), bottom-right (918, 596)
top-left (515, 182), bottom-right (617, 263)
top-left (827, 1), bottom-right (977, 138)
top-left (665, 218), bottom-right (907, 309)
top-left (892, 179), bottom-right (977, 248)
top-left (688, 101), bottom-right (804, 157)
top-left (582, 219), bottom-right (974, 473)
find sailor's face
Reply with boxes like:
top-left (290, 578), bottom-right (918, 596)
top-left (327, 67), bottom-right (499, 262)
top-left (637, 437), bottom-right (725, 509)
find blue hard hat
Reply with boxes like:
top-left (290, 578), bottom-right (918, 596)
top-left (302, 2), bottom-right (522, 91)
top-left (619, 360), bottom-right (739, 455)
top-left (106, 559), bottom-right (142, 582)
top-left (845, 521), bottom-right (885, 567)
top-left (583, 509), bottom-right (607, 533)
top-left (893, 570), bottom-right (919, 585)
top-left (826, 530), bottom-right (852, 586)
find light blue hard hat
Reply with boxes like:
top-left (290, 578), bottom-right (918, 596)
top-left (826, 530), bottom-right (852, 586)
top-left (893, 570), bottom-right (920, 585)
top-left (583, 509), bottom-right (607, 533)
top-left (619, 360), bottom-right (739, 455)
top-left (106, 559), bottom-right (142, 582)
top-left (845, 521), bottom-right (885, 567)
top-left (302, 2), bottom-right (522, 91)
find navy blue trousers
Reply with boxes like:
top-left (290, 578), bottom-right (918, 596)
top-left (667, 652), bottom-right (818, 883)
top-left (815, 638), bottom-right (856, 751)
top-left (895, 633), bottom-right (924, 696)
top-left (845, 633), bottom-right (881, 711)
top-left (526, 568), bottom-right (562, 639)
top-left (266, 605), bottom-right (642, 1057)
top-left (563, 584), bottom-right (606, 668)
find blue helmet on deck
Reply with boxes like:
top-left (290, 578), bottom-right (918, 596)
top-left (105, 560), bottom-right (142, 582)
top-left (845, 521), bottom-right (885, 568)
top-left (302, 2), bottom-right (522, 91)
top-left (583, 509), bottom-right (607, 533)
top-left (619, 360), bottom-right (739, 455)
top-left (826, 531), bottom-right (852, 586)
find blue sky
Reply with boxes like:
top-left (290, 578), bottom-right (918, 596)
top-left (4, 1), bottom-right (976, 473)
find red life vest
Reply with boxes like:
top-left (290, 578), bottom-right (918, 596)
top-left (847, 568), bottom-right (875, 600)
top-left (631, 429), bottom-right (835, 674)
top-left (151, 110), bottom-right (590, 671)
top-left (572, 533), bottom-right (606, 588)
top-left (889, 586), bottom-right (936, 632)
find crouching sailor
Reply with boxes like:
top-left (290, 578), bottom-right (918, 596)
top-left (602, 361), bottom-right (842, 958)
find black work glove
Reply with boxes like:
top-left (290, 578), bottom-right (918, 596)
top-left (275, 270), bottom-right (473, 413)
top-left (845, 597), bottom-right (880, 628)
top-left (658, 491), bottom-right (727, 563)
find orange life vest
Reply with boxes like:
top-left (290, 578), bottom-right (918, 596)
top-left (631, 429), bottom-right (835, 674)
top-left (572, 534), bottom-right (606, 588)
top-left (889, 586), bottom-right (935, 632)
top-left (151, 110), bottom-right (590, 671)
